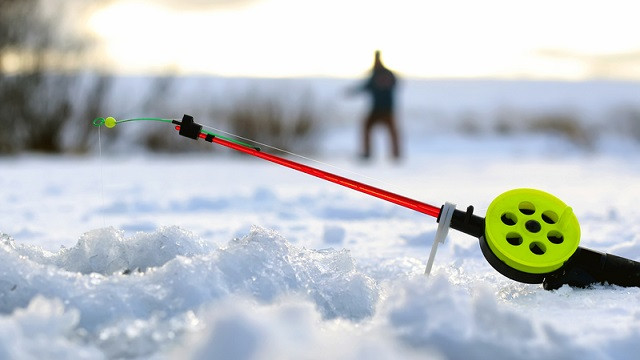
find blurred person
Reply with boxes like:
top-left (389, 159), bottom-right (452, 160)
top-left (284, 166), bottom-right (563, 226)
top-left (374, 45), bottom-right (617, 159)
top-left (348, 50), bottom-right (401, 160)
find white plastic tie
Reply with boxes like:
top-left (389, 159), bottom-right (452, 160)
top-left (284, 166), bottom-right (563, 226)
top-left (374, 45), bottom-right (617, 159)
top-left (425, 202), bottom-right (456, 276)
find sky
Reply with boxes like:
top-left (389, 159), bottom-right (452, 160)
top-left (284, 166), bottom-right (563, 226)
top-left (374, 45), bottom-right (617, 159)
top-left (84, 0), bottom-right (640, 79)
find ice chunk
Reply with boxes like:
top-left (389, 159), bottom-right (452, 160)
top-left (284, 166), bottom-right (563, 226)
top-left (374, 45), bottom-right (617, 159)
top-left (9, 226), bottom-right (211, 275)
top-left (383, 276), bottom-right (595, 359)
top-left (0, 297), bottom-right (102, 359)
top-left (0, 226), bottom-right (379, 358)
top-left (214, 226), bottom-right (379, 320)
top-left (175, 296), bottom-right (430, 360)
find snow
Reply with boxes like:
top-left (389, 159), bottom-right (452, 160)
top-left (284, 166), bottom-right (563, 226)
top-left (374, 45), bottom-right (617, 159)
top-left (2, 78), bottom-right (640, 359)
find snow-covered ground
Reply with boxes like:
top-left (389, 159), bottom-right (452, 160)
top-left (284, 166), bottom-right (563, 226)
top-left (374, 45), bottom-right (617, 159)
top-left (2, 79), bottom-right (640, 359)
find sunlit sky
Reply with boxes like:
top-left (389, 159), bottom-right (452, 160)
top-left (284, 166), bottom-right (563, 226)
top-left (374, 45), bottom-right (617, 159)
top-left (86, 0), bottom-right (640, 79)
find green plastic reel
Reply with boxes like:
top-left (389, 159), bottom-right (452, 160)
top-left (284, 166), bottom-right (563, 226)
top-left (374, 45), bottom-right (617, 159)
top-left (484, 188), bottom-right (581, 274)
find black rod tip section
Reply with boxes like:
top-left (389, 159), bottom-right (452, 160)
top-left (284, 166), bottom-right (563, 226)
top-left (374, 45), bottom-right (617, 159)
top-left (174, 114), bottom-right (202, 140)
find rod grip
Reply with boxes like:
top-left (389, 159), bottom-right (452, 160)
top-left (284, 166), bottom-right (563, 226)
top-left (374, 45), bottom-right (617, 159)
top-left (602, 253), bottom-right (640, 287)
top-left (543, 247), bottom-right (640, 290)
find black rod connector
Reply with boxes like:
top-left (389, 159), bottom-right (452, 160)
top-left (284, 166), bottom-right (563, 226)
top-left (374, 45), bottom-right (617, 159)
top-left (443, 205), bottom-right (486, 239)
top-left (172, 114), bottom-right (202, 140)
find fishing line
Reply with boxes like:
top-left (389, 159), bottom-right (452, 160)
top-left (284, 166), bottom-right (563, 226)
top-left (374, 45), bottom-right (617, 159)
top-left (97, 124), bottom-right (106, 227)
top-left (199, 123), bottom-right (411, 199)
top-left (95, 116), bottom-right (415, 198)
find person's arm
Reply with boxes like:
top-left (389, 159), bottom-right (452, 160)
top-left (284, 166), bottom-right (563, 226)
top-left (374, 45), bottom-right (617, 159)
top-left (346, 75), bottom-right (373, 96)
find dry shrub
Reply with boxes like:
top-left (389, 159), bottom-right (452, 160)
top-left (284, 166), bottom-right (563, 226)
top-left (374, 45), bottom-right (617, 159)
top-left (224, 92), bottom-right (319, 154)
top-left (526, 113), bottom-right (593, 148)
top-left (609, 107), bottom-right (640, 141)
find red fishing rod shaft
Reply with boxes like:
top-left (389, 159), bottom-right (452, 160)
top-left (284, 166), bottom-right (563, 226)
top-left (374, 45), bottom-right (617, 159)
top-left (177, 126), bottom-right (441, 218)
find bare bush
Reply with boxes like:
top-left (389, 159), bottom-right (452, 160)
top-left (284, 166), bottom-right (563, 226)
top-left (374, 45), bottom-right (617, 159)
top-left (489, 109), bottom-right (594, 148)
top-left (0, 73), bottom-right (72, 153)
top-left (224, 92), bottom-right (320, 155)
top-left (142, 126), bottom-right (214, 153)
top-left (0, 0), bottom-right (96, 154)
top-left (526, 113), bottom-right (593, 147)
top-left (609, 106), bottom-right (640, 141)
top-left (457, 111), bottom-right (483, 135)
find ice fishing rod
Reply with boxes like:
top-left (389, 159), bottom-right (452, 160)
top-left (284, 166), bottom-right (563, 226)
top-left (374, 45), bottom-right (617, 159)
top-left (94, 115), bottom-right (640, 290)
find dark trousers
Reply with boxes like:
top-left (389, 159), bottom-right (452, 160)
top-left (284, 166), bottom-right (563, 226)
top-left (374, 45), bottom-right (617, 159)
top-left (362, 110), bottom-right (400, 159)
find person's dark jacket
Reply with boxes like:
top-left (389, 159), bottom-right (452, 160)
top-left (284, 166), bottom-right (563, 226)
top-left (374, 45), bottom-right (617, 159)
top-left (361, 66), bottom-right (397, 113)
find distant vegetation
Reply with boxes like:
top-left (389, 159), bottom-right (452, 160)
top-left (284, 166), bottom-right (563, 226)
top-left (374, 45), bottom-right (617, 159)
top-left (2, 1), bottom-right (639, 155)
top-left (134, 84), bottom-right (321, 155)
top-left (2, 73), bottom-right (640, 154)
top-left (0, 0), bottom-right (102, 154)
top-left (225, 91), bottom-right (318, 154)
top-left (0, 76), bottom-right (325, 154)
top-left (492, 111), bottom-right (594, 148)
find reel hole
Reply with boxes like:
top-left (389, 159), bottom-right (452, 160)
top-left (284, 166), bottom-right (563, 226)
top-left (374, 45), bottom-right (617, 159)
top-left (501, 212), bottom-right (518, 226)
top-left (506, 232), bottom-right (523, 246)
top-left (529, 242), bottom-right (546, 255)
top-left (525, 220), bottom-right (541, 233)
top-left (518, 201), bottom-right (536, 215)
top-left (541, 211), bottom-right (558, 224)
top-left (547, 231), bottom-right (564, 244)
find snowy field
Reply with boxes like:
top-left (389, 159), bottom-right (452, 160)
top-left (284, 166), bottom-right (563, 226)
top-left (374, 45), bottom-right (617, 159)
top-left (2, 79), bottom-right (640, 359)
